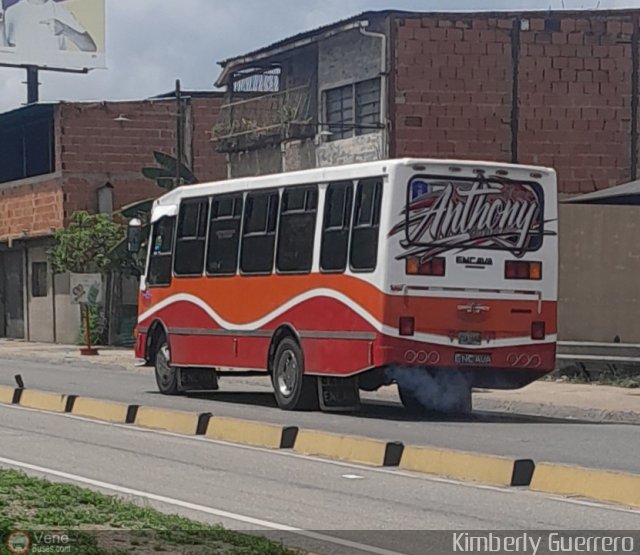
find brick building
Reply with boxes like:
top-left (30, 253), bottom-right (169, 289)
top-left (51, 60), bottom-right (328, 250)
top-left (213, 8), bottom-right (638, 196)
top-left (0, 92), bottom-right (225, 343)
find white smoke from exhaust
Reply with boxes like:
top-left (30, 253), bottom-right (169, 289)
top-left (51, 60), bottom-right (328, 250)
top-left (385, 366), bottom-right (471, 413)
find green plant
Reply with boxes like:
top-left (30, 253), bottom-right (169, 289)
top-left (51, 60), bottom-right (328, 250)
top-left (141, 151), bottom-right (197, 190)
top-left (77, 304), bottom-right (105, 346)
top-left (50, 212), bottom-right (125, 275)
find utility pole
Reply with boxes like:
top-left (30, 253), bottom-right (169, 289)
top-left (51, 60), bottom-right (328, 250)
top-left (175, 79), bottom-right (183, 189)
top-left (26, 66), bottom-right (39, 104)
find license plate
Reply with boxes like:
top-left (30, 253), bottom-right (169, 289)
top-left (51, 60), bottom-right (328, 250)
top-left (455, 353), bottom-right (492, 366)
top-left (458, 332), bottom-right (481, 346)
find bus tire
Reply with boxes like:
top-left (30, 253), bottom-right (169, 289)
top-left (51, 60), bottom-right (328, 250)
top-left (272, 337), bottom-right (318, 411)
top-left (154, 340), bottom-right (181, 396)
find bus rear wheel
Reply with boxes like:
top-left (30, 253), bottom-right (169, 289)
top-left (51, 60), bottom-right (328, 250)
top-left (154, 341), bottom-right (181, 396)
top-left (272, 337), bottom-right (318, 411)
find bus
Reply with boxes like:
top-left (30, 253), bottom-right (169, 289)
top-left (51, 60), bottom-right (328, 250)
top-left (131, 158), bottom-right (558, 413)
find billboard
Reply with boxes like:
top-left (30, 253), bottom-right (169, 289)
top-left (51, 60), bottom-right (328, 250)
top-left (0, 0), bottom-right (105, 70)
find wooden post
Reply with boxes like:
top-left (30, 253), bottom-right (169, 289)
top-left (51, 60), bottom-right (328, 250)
top-left (80, 303), bottom-right (98, 356)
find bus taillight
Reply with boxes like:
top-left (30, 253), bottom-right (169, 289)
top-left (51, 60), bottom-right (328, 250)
top-left (505, 261), bottom-right (542, 280)
top-left (399, 317), bottom-right (415, 336)
top-left (531, 321), bottom-right (546, 340)
top-left (406, 256), bottom-right (446, 276)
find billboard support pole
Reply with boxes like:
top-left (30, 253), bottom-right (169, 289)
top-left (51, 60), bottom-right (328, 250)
top-left (26, 66), bottom-right (39, 104)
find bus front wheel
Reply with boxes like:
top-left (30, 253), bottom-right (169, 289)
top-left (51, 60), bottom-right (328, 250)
top-left (154, 341), bottom-right (181, 396)
top-left (272, 337), bottom-right (318, 411)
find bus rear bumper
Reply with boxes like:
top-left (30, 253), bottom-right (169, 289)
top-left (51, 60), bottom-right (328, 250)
top-left (370, 337), bottom-right (556, 389)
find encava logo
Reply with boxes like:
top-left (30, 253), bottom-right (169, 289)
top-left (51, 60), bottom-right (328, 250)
top-left (391, 177), bottom-right (543, 260)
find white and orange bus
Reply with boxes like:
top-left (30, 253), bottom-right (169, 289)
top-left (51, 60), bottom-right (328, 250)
top-left (132, 158), bottom-right (557, 413)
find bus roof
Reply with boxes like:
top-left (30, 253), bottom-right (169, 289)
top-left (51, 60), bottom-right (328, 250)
top-left (151, 158), bottom-right (556, 217)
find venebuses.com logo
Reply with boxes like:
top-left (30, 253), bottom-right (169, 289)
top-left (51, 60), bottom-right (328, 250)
top-left (6, 530), bottom-right (31, 554)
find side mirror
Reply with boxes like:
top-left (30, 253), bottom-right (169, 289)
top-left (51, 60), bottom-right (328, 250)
top-left (127, 218), bottom-right (143, 253)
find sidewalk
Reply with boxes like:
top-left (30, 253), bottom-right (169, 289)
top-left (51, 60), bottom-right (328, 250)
top-left (0, 339), bottom-right (638, 424)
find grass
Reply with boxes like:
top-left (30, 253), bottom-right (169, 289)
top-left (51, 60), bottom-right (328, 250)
top-left (0, 469), bottom-right (296, 554)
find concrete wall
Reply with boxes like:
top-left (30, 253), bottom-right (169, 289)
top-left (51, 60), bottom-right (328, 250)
top-left (316, 132), bottom-right (385, 167)
top-left (558, 204), bottom-right (640, 342)
top-left (316, 27), bottom-right (387, 168)
top-left (53, 272), bottom-right (81, 345)
top-left (392, 11), bottom-right (637, 195)
top-left (228, 146), bottom-right (283, 178)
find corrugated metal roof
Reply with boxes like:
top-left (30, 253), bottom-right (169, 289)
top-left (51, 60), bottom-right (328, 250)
top-left (217, 7), bottom-right (640, 69)
top-left (563, 180), bottom-right (640, 205)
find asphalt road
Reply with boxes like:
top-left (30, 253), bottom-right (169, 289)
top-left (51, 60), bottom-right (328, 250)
top-left (1, 404), bottom-right (639, 555)
top-left (1, 357), bottom-right (639, 473)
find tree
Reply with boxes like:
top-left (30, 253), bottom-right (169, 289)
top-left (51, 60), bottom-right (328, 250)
top-left (50, 212), bottom-right (125, 346)
top-left (50, 211), bottom-right (125, 274)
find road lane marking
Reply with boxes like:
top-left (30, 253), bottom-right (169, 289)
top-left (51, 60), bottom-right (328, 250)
top-left (342, 474), bottom-right (365, 480)
top-left (1, 403), bottom-right (640, 516)
top-left (0, 456), bottom-right (405, 555)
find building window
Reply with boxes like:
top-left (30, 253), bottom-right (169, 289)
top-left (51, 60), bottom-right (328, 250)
top-left (207, 193), bottom-right (243, 275)
top-left (98, 183), bottom-right (114, 217)
top-left (350, 178), bottom-right (382, 272)
top-left (147, 216), bottom-right (175, 287)
top-left (241, 191), bottom-right (279, 274)
top-left (324, 78), bottom-right (381, 141)
top-left (321, 181), bottom-right (353, 272)
top-left (276, 185), bottom-right (318, 273)
top-left (31, 262), bottom-right (48, 298)
top-left (175, 199), bottom-right (209, 276)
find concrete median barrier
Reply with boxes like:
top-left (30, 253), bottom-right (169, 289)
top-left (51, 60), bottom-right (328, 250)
top-left (0, 385), bottom-right (17, 404)
top-left (18, 389), bottom-right (72, 413)
top-left (294, 429), bottom-right (403, 466)
top-left (400, 445), bottom-right (535, 487)
top-left (72, 397), bottom-right (137, 424)
top-left (530, 462), bottom-right (640, 508)
top-left (206, 417), bottom-right (298, 449)
top-left (135, 406), bottom-right (211, 435)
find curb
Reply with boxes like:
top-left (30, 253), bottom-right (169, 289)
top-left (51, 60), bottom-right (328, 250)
top-left (293, 429), bottom-right (404, 467)
top-left (19, 389), bottom-right (72, 413)
top-left (0, 385), bottom-right (16, 404)
top-left (399, 445), bottom-right (535, 487)
top-left (530, 462), bottom-right (640, 508)
top-left (134, 406), bottom-right (211, 435)
top-left (71, 397), bottom-right (138, 424)
top-left (206, 417), bottom-right (298, 449)
top-left (473, 397), bottom-right (640, 425)
top-left (2, 387), bottom-right (640, 509)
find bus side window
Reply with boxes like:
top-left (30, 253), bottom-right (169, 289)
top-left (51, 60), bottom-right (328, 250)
top-left (174, 198), bottom-right (209, 276)
top-left (276, 185), bottom-right (318, 273)
top-left (350, 178), bottom-right (382, 272)
top-left (321, 181), bottom-right (353, 272)
top-left (207, 194), bottom-right (243, 275)
top-left (147, 216), bottom-right (176, 287)
top-left (241, 190), bottom-right (279, 274)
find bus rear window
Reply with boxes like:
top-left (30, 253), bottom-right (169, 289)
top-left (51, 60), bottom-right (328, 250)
top-left (399, 175), bottom-right (544, 256)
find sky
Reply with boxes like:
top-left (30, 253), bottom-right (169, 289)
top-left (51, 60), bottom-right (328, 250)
top-left (0, 0), bottom-right (638, 113)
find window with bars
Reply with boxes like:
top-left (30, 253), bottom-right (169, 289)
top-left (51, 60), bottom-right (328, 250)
top-left (324, 78), bottom-right (381, 141)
